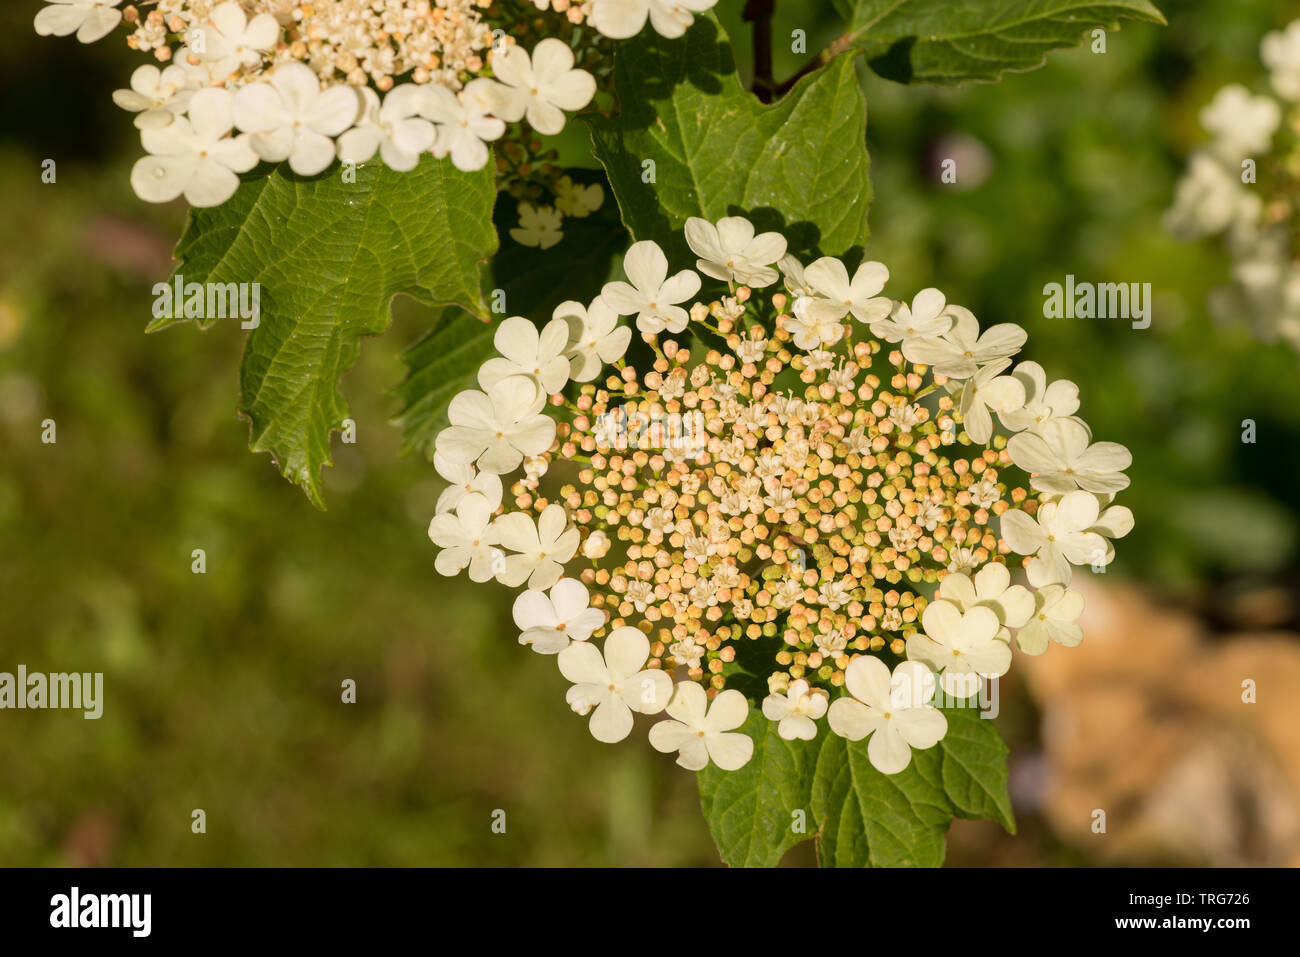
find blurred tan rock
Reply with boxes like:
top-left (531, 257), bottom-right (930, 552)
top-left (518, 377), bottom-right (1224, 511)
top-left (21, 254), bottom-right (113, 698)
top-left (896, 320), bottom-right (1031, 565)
top-left (1018, 580), bottom-right (1300, 865)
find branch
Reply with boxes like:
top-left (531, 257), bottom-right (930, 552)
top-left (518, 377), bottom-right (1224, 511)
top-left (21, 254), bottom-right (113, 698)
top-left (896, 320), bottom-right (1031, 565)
top-left (744, 0), bottom-right (776, 103)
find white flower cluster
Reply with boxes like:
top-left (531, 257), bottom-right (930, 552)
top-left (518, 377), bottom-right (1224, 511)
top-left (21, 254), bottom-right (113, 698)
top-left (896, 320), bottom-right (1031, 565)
top-left (1164, 19), bottom-right (1300, 351)
top-left (427, 216), bottom-right (1133, 776)
top-left (33, 0), bottom-right (718, 207)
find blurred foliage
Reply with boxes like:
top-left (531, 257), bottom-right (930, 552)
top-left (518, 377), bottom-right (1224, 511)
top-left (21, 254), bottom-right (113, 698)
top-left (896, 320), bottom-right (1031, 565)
top-left (1, 0), bottom-right (1298, 866)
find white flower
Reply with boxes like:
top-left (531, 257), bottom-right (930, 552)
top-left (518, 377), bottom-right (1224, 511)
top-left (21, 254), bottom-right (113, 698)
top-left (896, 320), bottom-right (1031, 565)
top-left (494, 503), bottom-right (580, 589)
top-left (1163, 151), bottom-right (1260, 240)
top-left (761, 678), bottom-right (828, 740)
top-left (424, 79), bottom-right (506, 172)
top-left (130, 88), bottom-right (258, 207)
top-left (648, 683), bottom-right (753, 771)
top-left (999, 361), bottom-right (1079, 433)
top-left (186, 1), bottom-right (279, 81)
top-left (582, 529), bottom-right (611, 559)
top-left (233, 63), bottom-right (359, 176)
top-left (1006, 417), bottom-right (1131, 494)
top-left (554, 176), bottom-right (604, 218)
top-left (436, 376), bottom-right (556, 475)
top-left (734, 330), bottom-right (768, 365)
top-left (555, 297), bottom-right (632, 382)
top-left (336, 86), bottom-right (435, 172)
top-left (1199, 83), bottom-right (1280, 158)
top-left (778, 254), bottom-right (816, 297)
top-left (512, 578), bottom-right (606, 654)
top-left (1262, 21), bottom-right (1300, 101)
top-left (1015, 584), bottom-right (1086, 654)
top-left (510, 203), bottom-right (564, 249)
top-left (478, 315), bottom-right (572, 395)
top-left (827, 657), bottom-right (947, 774)
top-left (937, 563), bottom-right (1034, 628)
top-left (902, 305), bottom-right (1026, 379)
top-left (428, 492), bottom-right (501, 582)
top-left (957, 358), bottom-right (1026, 443)
top-left (906, 601), bottom-right (1010, 698)
top-left (34, 0), bottom-right (122, 44)
top-left (799, 257), bottom-right (892, 324)
top-left (601, 241), bottom-right (701, 334)
top-left (999, 490), bottom-right (1110, 586)
top-left (869, 288), bottom-right (951, 343)
top-left (787, 296), bottom-right (846, 350)
top-left (683, 215), bottom-right (787, 287)
top-left (483, 38), bottom-right (595, 135)
top-left (433, 452), bottom-right (504, 514)
top-left (588, 0), bottom-right (718, 40)
top-left (112, 65), bottom-right (195, 130)
top-left (559, 626), bottom-right (672, 742)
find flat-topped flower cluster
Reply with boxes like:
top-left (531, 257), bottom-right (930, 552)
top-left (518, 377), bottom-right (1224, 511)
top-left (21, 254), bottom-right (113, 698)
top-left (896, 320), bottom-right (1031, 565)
top-left (1164, 18), bottom-right (1300, 352)
top-left (428, 215), bottom-right (1134, 775)
top-left (33, 0), bottom-right (716, 207)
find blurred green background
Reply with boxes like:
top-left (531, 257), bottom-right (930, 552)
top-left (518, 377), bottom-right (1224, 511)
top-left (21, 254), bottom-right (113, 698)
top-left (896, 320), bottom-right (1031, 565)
top-left (2, 0), bottom-right (1299, 866)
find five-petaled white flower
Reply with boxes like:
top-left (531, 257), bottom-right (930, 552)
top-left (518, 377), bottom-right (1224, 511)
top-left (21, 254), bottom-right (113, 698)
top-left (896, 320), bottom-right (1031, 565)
top-left (436, 376), bottom-right (556, 475)
top-left (588, 0), bottom-right (718, 40)
top-left (233, 62), bottom-right (358, 176)
top-left (554, 298), bottom-right (632, 382)
top-left (684, 215), bottom-right (787, 287)
top-left (601, 241), bottom-right (702, 334)
top-left (938, 563), bottom-right (1034, 628)
top-left (131, 87), bottom-right (258, 207)
top-left (427, 492), bottom-right (501, 582)
top-left (34, 0), bottom-right (122, 45)
top-left (509, 203), bottom-right (564, 249)
top-left (493, 503), bottom-right (580, 589)
top-left (112, 64), bottom-right (195, 130)
top-left (483, 38), bottom-right (596, 136)
top-left (957, 358), bottom-right (1026, 443)
top-left (1006, 417), bottom-right (1131, 494)
top-left (999, 361), bottom-right (1080, 433)
top-left (424, 79), bottom-right (506, 172)
top-left (559, 626), bottom-right (672, 742)
top-left (798, 257), bottom-right (892, 325)
top-left (336, 86), bottom-right (435, 172)
top-left (906, 600), bottom-right (1012, 698)
top-left (761, 678), bottom-right (828, 741)
top-left (999, 490), bottom-right (1111, 586)
top-left (827, 657), bottom-right (947, 774)
top-left (903, 305), bottom-right (1026, 379)
top-left (478, 315), bottom-right (572, 395)
top-left (869, 287), bottom-right (951, 343)
top-left (1015, 584), bottom-right (1086, 654)
top-left (513, 578), bottom-right (606, 654)
top-left (649, 683), bottom-right (753, 770)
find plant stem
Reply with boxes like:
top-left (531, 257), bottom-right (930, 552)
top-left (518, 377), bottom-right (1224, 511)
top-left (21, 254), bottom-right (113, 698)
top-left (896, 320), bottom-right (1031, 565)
top-left (744, 0), bottom-right (776, 103)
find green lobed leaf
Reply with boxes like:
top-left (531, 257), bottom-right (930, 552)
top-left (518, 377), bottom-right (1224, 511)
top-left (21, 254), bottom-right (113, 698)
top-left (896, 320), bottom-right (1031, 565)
top-left (832, 0), bottom-right (1166, 86)
top-left (152, 156), bottom-right (497, 507)
top-left (587, 14), bottom-right (871, 264)
top-left (392, 170), bottom-right (628, 460)
top-left (698, 704), bottom-right (1015, 867)
top-left (697, 710), bottom-right (824, 868)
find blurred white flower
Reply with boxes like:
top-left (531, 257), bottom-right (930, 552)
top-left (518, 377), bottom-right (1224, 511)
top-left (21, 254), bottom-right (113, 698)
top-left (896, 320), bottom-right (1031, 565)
top-left (509, 203), bottom-right (564, 249)
top-left (588, 0), bottom-right (717, 39)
